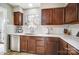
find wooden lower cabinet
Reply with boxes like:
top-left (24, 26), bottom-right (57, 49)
top-left (20, 36), bottom-right (36, 54)
top-left (28, 37), bottom-right (36, 54)
top-left (46, 37), bottom-right (59, 55)
top-left (36, 37), bottom-right (59, 55)
top-left (20, 36), bottom-right (59, 55)
top-left (36, 47), bottom-right (45, 54)
top-left (59, 39), bottom-right (68, 55)
top-left (68, 44), bottom-right (79, 55)
top-left (20, 36), bottom-right (28, 52)
top-left (36, 37), bottom-right (46, 54)
top-left (20, 36), bottom-right (79, 55)
top-left (59, 39), bottom-right (79, 55)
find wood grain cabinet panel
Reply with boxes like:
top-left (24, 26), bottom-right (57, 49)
top-left (36, 37), bottom-right (45, 47)
top-left (20, 36), bottom-right (36, 53)
top-left (41, 9), bottom-right (53, 25)
top-left (62, 40), bottom-right (68, 55)
top-left (77, 4), bottom-right (79, 22)
top-left (20, 36), bottom-right (79, 55)
top-left (53, 8), bottom-right (64, 25)
top-left (65, 3), bottom-right (77, 24)
top-left (46, 37), bottom-right (59, 55)
top-left (68, 44), bottom-right (79, 55)
top-left (59, 39), bottom-right (68, 55)
top-left (14, 12), bottom-right (23, 25)
top-left (59, 39), bottom-right (64, 55)
top-left (28, 37), bottom-right (36, 54)
top-left (36, 40), bottom-right (44, 47)
top-left (36, 47), bottom-right (45, 54)
top-left (59, 39), bottom-right (79, 55)
top-left (42, 8), bottom-right (64, 25)
top-left (20, 36), bottom-right (28, 52)
top-left (35, 37), bottom-right (46, 54)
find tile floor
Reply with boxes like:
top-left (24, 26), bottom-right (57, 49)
top-left (4, 51), bottom-right (35, 55)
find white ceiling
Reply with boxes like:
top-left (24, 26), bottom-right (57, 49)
top-left (41, 3), bottom-right (68, 9)
top-left (9, 3), bottom-right (68, 9)
top-left (9, 3), bottom-right (40, 9)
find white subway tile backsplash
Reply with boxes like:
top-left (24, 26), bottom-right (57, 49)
top-left (7, 24), bottom-right (79, 36)
top-left (33, 26), bottom-right (48, 34)
top-left (65, 24), bottom-right (79, 35)
top-left (7, 25), bottom-right (16, 34)
top-left (52, 28), bottom-right (64, 35)
top-left (68, 28), bottom-right (79, 36)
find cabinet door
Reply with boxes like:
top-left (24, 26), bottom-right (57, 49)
top-left (36, 37), bottom-right (45, 54)
top-left (14, 12), bottom-right (23, 25)
top-left (28, 37), bottom-right (36, 54)
top-left (42, 9), bottom-right (53, 25)
top-left (63, 40), bottom-right (68, 55)
top-left (65, 3), bottom-right (77, 24)
top-left (68, 44), bottom-right (79, 55)
top-left (20, 36), bottom-right (28, 52)
top-left (59, 39), bottom-right (68, 55)
top-left (53, 8), bottom-right (64, 25)
top-left (36, 39), bottom-right (44, 47)
top-left (59, 39), bottom-right (64, 55)
top-left (46, 37), bottom-right (59, 55)
top-left (77, 4), bottom-right (79, 22)
top-left (36, 46), bottom-right (45, 55)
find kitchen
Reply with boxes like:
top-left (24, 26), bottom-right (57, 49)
top-left (0, 3), bottom-right (79, 55)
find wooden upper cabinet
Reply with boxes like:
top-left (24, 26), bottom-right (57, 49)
top-left (41, 8), bottom-right (64, 25)
top-left (77, 4), bottom-right (79, 22)
top-left (53, 8), bottom-right (64, 25)
top-left (65, 3), bottom-right (77, 24)
top-left (41, 9), bottom-right (53, 25)
top-left (14, 12), bottom-right (23, 25)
